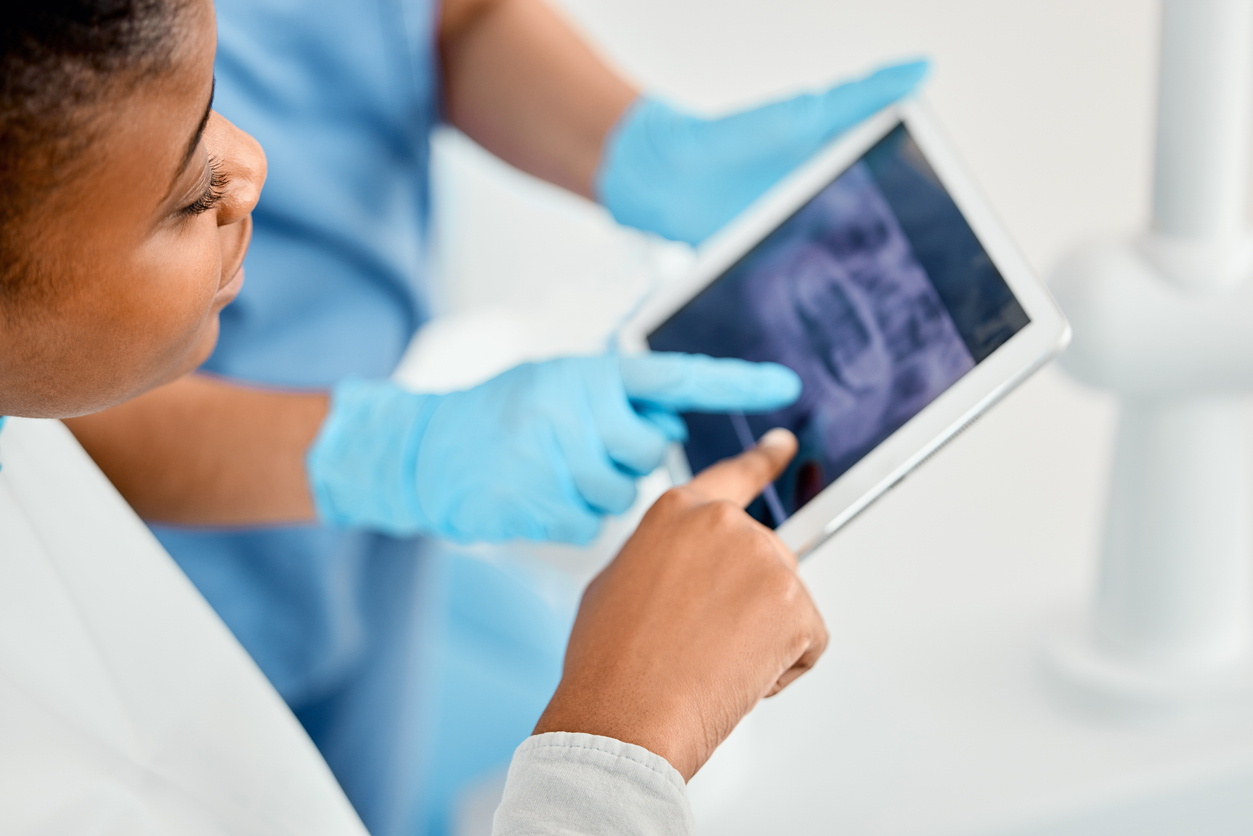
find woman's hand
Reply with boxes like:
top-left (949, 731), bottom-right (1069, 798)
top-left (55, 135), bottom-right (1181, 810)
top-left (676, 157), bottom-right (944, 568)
top-left (534, 428), bottom-right (827, 780)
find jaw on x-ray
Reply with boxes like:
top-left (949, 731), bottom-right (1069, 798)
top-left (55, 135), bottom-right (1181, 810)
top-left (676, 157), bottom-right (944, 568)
top-left (649, 125), bottom-right (1027, 527)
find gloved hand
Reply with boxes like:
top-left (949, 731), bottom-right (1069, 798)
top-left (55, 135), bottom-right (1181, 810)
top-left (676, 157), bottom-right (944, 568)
top-left (306, 353), bottom-right (801, 544)
top-left (596, 59), bottom-right (929, 245)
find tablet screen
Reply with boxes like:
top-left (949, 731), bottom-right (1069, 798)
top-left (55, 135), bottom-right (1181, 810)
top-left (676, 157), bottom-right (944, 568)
top-left (647, 124), bottom-right (1030, 528)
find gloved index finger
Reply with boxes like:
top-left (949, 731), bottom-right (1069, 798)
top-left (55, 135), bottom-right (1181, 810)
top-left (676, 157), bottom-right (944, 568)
top-left (619, 353), bottom-right (802, 413)
top-left (687, 428), bottom-right (798, 507)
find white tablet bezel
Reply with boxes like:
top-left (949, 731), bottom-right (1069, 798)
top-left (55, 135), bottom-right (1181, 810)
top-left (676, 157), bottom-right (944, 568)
top-left (618, 100), bottom-right (1070, 559)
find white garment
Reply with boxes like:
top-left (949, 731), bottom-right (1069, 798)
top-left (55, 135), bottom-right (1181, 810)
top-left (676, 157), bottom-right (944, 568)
top-left (0, 417), bottom-right (369, 836)
top-left (0, 417), bottom-right (693, 835)
top-left (493, 732), bottom-right (694, 836)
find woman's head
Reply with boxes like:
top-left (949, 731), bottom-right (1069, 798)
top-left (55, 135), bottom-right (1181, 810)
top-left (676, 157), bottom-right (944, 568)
top-left (0, 0), bottom-right (265, 418)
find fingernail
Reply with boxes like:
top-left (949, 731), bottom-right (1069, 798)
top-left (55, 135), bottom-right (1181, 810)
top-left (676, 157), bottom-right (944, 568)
top-left (759, 428), bottom-right (794, 449)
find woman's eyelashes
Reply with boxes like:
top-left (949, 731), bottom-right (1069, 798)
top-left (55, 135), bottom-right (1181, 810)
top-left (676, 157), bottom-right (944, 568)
top-left (179, 157), bottom-right (227, 218)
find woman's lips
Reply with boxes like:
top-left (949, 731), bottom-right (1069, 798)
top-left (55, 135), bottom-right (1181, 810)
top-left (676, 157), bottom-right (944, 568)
top-left (216, 265), bottom-right (245, 306)
top-left (215, 216), bottom-right (252, 306)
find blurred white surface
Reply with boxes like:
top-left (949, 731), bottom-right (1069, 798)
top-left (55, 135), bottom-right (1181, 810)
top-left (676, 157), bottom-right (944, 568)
top-left (0, 419), bottom-right (369, 836)
top-left (404, 1), bottom-right (1253, 833)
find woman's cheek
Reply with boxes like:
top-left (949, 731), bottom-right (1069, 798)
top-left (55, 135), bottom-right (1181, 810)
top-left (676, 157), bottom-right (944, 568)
top-left (136, 225), bottom-right (225, 368)
top-left (169, 233), bottom-right (227, 362)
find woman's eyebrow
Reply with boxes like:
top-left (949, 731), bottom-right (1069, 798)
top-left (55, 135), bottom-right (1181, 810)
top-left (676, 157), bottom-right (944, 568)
top-left (167, 78), bottom-right (216, 195)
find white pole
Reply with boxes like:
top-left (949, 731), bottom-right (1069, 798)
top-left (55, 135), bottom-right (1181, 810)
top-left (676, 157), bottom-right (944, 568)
top-left (1153, 0), bottom-right (1253, 242)
top-left (1095, 0), bottom-right (1253, 671)
top-left (1046, 0), bottom-right (1253, 707)
top-left (1095, 397), bottom-right (1251, 669)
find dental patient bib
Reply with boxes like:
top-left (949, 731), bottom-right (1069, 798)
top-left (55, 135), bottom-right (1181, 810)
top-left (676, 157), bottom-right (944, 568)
top-left (0, 417), bottom-right (366, 836)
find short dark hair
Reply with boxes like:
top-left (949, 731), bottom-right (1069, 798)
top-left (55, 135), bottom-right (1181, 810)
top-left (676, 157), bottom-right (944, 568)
top-left (0, 0), bottom-right (185, 296)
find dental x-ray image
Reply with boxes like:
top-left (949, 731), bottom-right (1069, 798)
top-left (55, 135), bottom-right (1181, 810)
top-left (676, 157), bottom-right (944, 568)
top-left (649, 125), bottom-right (1030, 527)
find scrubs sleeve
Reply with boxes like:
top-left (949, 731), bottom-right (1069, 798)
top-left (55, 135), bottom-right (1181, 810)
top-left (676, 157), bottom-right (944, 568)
top-left (492, 732), bottom-right (694, 836)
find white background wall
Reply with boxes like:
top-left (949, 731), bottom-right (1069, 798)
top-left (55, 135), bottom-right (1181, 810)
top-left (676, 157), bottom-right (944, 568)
top-left (415, 3), bottom-right (1253, 833)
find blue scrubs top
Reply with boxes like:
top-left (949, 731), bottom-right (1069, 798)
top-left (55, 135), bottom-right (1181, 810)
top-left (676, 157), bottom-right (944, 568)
top-left (155, 3), bottom-right (566, 834)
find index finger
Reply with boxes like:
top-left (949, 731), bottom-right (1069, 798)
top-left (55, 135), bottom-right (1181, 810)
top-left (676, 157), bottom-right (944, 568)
top-left (687, 428), bottom-right (798, 507)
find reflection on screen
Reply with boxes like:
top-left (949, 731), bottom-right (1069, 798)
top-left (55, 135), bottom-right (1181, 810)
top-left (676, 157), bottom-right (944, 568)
top-left (648, 125), bottom-right (1030, 528)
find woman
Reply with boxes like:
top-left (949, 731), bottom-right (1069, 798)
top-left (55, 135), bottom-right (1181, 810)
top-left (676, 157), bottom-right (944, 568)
top-left (0, 1), bottom-right (826, 832)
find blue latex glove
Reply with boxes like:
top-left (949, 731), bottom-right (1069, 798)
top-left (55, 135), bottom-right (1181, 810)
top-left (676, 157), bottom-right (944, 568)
top-left (306, 353), bottom-right (801, 544)
top-left (597, 59), bottom-right (929, 245)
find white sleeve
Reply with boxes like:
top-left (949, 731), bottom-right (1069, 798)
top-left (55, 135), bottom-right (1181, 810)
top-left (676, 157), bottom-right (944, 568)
top-left (491, 732), bottom-right (694, 836)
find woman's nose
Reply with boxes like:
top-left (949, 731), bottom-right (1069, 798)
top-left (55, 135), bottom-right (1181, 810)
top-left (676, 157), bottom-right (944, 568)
top-left (205, 111), bottom-right (267, 226)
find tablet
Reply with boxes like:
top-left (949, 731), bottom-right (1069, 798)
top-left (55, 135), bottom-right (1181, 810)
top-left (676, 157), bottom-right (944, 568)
top-left (618, 101), bottom-right (1070, 559)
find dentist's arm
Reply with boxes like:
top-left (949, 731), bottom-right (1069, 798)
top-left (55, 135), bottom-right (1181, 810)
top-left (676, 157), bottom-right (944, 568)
top-left (439, 0), bottom-right (928, 245)
top-left (64, 374), bottom-right (326, 525)
top-left (66, 353), bottom-right (799, 539)
top-left (439, 0), bottom-right (636, 198)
